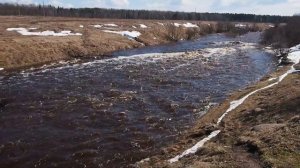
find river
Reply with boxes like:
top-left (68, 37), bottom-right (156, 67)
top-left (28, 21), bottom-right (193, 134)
top-left (0, 33), bottom-right (277, 167)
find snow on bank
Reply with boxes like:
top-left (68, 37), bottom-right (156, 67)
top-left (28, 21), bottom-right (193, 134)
top-left (102, 30), bottom-right (141, 39)
top-left (174, 23), bottom-right (198, 28)
top-left (140, 24), bottom-right (148, 28)
top-left (93, 25), bottom-right (102, 28)
top-left (169, 45), bottom-right (300, 163)
top-left (268, 77), bottom-right (277, 81)
top-left (169, 130), bottom-right (221, 163)
top-left (235, 23), bottom-right (247, 28)
top-left (183, 23), bottom-right (198, 28)
top-left (79, 25), bottom-right (84, 28)
top-left (0, 68), bottom-right (4, 71)
top-left (104, 23), bottom-right (118, 27)
top-left (7, 28), bottom-right (82, 36)
top-left (174, 23), bottom-right (181, 27)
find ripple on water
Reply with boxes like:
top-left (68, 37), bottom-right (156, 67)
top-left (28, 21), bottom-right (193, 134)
top-left (0, 33), bottom-right (277, 167)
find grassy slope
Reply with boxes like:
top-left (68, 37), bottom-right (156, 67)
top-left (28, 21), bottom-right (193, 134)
top-left (137, 64), bottom-right (300, 168)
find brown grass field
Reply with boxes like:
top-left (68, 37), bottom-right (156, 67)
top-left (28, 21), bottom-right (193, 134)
top-left (0, 16), bottom-right (270, 70)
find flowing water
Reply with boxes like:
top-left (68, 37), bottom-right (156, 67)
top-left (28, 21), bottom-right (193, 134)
top-left (0, 33), bottom-right (277, 168)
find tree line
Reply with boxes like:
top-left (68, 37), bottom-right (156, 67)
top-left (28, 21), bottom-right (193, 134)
top-left (262, 16), bottom-right (300, 48)
top-left (0, 3), bottom-right (289, 23)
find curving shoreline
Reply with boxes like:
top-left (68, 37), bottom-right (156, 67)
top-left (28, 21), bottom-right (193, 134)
top-left (137, 45), bottom-right (300, 168)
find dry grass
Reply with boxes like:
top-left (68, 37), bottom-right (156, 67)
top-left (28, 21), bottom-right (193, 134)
top-left (0, 16), bottom-right (210, 69)
top-left (0, 16), bottom-right (271, 70)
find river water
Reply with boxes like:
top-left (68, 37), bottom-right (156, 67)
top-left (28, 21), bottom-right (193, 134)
top-left (0, 33), bottom-right (276, 167)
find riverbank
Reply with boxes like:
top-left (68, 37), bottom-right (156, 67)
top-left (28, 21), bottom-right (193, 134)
top-left (0, 16), bottom-right (271, 71)
top-left (136, 46), bottom-right (300, 167)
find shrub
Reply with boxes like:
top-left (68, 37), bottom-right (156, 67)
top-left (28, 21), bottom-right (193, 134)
top-left (164, 24), bottom-right (184, 41)
top-left (262, 16), bottom-right (300, 48)
top-left (185, 27), bottom-right (200, 40)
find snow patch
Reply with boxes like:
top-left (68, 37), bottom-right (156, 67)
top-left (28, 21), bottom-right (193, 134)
top-left (79, 25), bottom-right (84, 28)
top-left (174, 23), bottom-right (198, 28)
top-left (104, 24), bottom-right (118, 27)
top-left (268, 77), bottom-right (277, 81)
top-left (140, 24), bottom-right (148, 28)
top-left (102, 30), bottom-right (141, 39)
top-left (235, 23), bottom-right (247, 28)
top-left (183, 23), bottom-right (198, 28)
top-left (132, 25), bottom-right (137, 29)
top-left (0, 68), bottom-right (4, 71)
top-left (169, 130), bottom-right (221, 163)
top-left (93, 25), bottom-right (102, 28)
top-left (7, 28), bottom-right (82, 36)
top-left (174, 23), bottom-right (181, 27)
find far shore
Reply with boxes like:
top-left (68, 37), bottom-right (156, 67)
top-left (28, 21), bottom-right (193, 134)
top-left (0, 16), bottom-right (271, 71)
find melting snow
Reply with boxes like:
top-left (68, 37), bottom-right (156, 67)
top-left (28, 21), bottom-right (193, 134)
top-left (169, 44), bottom-right (300, 163)
top-left (268, 77), bottom-right (277, 81)
top-left (7, 28), bottom-right (82, 36)
top-left (140, 24), bottom-right (148, 28)
top-left (104, 24), bottom-right (118, 27)
top-left (169, 130), bottom-right (221, 163)
top-left (235, 23), bottom-right (247, 28)
top-left (174, 23), bottom-right (198, 28)
top-left (183, 23), bottom-right (198, 28)
top-left (174, 23), bottom-right (181, 27)
top-left (79, 25), bottom-right (84, 28)
top-left (93, 25), bottom-right (102, 28)
top-left (0, 68), bottom-right (4, 71)
top-left (132, 26), bottom-right (137, 29)
top-left (157, 22), bottom-right (164, 26)
top-left (102, 30), bottom-right (141, 39)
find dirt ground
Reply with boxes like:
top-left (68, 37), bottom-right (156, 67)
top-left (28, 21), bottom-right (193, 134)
top-left (136, 64), bottom-right (300, 168)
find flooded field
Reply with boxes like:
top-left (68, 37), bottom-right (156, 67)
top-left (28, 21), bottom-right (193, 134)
top-left (0, 33), bottom-right (277, 167)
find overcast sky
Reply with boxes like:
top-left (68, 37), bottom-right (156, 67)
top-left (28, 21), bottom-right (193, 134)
top-left (1, 0), bottom-right (300, 16)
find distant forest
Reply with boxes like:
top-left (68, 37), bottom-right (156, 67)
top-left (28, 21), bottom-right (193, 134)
top-left (0, 3), bottom-right (289, 23)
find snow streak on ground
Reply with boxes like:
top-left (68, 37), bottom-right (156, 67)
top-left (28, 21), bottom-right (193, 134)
top-left (102, 30), bottom-right (141, 39)
top-left (104, 24), bottom-right (118, 27)
top-left (235, 23), bottom-right (247, 28)
top-left (174, 23), bottom-right (198, 28)
top-left (168, 44), bottom-right (300, 163)
top-left (6, 28), bottom-right (82, 36)
top-left (93, 24), bottom-right (102, 28)
top-left (140, 24), bottom-right (148, 28)
top-left (169, 130), bottom-right (221, 163)
top-left (183, 23), bottom-right (199, 28)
